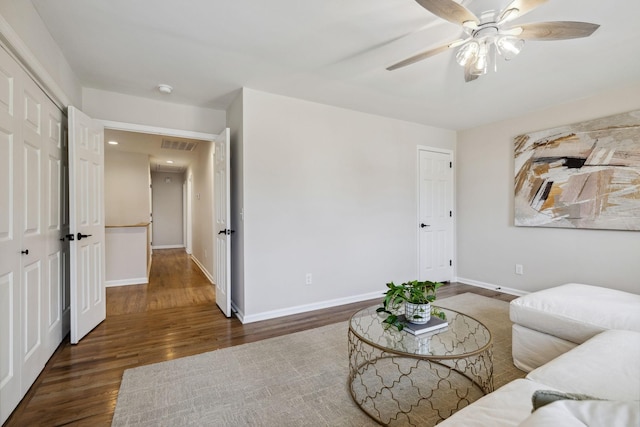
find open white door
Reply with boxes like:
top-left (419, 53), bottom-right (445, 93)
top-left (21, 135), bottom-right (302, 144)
top-left (68, 106), bottom-right (105, 344)
top-left (214, 128), bottom-right (232, 317)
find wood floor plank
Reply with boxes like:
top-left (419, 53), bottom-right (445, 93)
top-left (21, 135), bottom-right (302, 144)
top-left (5, 249), bottom-right (516, 426)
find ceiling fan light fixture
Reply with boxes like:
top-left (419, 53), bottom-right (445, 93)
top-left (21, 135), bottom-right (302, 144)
top-left (455, 41), bottom-right (479, 66)
top-left (496, 36), bottom-right (525, 60)
top-left (470, 42), bottom-right (489, 76)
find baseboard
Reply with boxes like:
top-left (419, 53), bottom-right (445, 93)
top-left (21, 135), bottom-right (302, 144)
top-left (152, 244), bottom-right (184, 250)
top-left (106, 277), bottom-right (148, 287)
top-left (190, 255), bottom-right (214, 284)
top-left (231, 301), bottom-right (244, 322)
top-left (238, 290), bottom-right (383, 324)
top-left (455, 277), bottom-right (528, 297)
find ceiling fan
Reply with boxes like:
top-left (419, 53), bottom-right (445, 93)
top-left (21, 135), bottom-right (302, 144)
top-left (387, 0), bottom-right (600, 82)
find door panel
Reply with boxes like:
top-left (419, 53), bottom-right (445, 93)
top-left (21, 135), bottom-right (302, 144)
top-left (418, 149), bottom-right (453, 282)
top-left (20, 78), bottom-right (46, 394)
top-left (45, 108), bottom-right (63, 349)
top-left (214, 128), bottom-right (231, 317)
top-left (68, 106), bottom-right (105, 344)
top-left (0, 47), bottom-right (22, 424)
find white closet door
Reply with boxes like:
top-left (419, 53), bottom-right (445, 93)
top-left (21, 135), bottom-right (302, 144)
top-left (19, 70), bottom-right (48, 394)
top-left (0, 44), bottom-right (23, 425)
top-left (0, 46), bottom-right (67, 425)
top-left (44, 100), bottom-right (65, 355)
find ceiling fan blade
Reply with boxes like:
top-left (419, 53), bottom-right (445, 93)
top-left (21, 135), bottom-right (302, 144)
top-left (387, 42), bottom-right (457, 71)
top-left (515, 21), bottom-right (600, 40)
top-left (414, 0), bottom-right (479, 27)
top-left (499, 0), bottom-right (548, 23)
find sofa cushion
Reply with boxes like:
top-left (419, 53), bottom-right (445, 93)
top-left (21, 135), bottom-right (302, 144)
top-left (518, 400), bottom-right (640, 427)
top-left (438, 379), bottom-right (555, 427)
top-left (512, 324), bottom-right (578, 372)
top-left (510, 283), bottom-right (640, 344)
top-left (526, 329), bottom-right (640, 401)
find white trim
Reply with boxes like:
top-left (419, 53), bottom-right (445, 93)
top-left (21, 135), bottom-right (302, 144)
top-left (190, 254), bottom-right (214, 284)
top-left (151, 244), bottom-right (184, 250)
top-left (105, 278), bottom-right (149, 287)
top-left (97, 120), bottom-right (216, 140)
top-left (238, 291), bottom-right (383, 324)
top-left (0, 15), bottom-right (69, 109)
top-left (456, 277), bottom-right (528, 297)
top-left (231, 301), bottom-right (245, 322)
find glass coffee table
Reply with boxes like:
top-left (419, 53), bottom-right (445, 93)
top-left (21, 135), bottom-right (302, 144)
top-left (348, 305), bottom-right (493, 426)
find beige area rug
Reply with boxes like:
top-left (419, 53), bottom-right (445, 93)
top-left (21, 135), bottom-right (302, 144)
top-left (112, 293), bottom-right (525, 426)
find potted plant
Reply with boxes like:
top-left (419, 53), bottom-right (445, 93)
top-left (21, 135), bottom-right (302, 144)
top-left (376, 280), bottom-right (446, 331)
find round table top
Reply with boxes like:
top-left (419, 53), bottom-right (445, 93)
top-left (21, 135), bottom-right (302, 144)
top-left (349, 305), bottom-right (492, 358)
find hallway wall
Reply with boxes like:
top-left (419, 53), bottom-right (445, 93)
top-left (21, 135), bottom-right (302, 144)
top-left (105, 150), bottom-right (150, 226)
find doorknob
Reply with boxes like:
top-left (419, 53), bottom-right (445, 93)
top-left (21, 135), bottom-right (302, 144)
top-left (420, 223), bottom-right (430, 228)
top-left (77, 232), bottom-right (92, 240)
top-left (21, 249), bottom-right (29, 255)
top-left (217, 230), bottom-right (226, 235)
top-left (66, 234), bottom-right (75, 241)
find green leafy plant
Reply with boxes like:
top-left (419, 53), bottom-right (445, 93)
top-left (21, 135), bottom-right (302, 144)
top-left (376, 280), bottom-right (446, 331)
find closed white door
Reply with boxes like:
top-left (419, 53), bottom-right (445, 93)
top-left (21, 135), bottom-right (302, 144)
top-left (20, 76), bottom-right (48, 393)
top-left (0, 47), bottom-right (23, 423)
top-left (214, 128), bottom-right (231, 317)
top-left (0, 44), bottom-right (68, 425)
top-left (418, 149), bottom-right (454, 282)
top-left (68, 106), bottom-right (105, 344)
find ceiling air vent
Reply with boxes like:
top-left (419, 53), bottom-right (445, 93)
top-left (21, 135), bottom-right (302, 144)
top-left (161, 138), bottom-right (198, 152)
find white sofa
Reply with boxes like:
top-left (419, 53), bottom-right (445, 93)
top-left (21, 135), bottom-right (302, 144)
top-left (439, 284), bottom-right (640, 427)
top-left (510, 283), bottom-right (640, 372)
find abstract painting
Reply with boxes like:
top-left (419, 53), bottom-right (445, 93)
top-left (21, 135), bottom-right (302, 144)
top-left (514, 110), bottom-right (640, 231)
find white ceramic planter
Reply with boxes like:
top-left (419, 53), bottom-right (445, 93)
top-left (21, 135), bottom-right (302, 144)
top-left (405, 302), bottom-right (431, 324)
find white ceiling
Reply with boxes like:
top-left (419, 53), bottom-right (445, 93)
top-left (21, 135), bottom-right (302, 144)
top-left (32, 0), bottom-right (640, 130)
top-left (104, 129), bottom-right (208, 173)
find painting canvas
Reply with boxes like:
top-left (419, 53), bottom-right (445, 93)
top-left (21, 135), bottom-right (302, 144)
top-left (514, 110), bottom-right (640, 231)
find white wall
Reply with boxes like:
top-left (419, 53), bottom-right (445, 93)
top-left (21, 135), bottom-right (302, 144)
top-left (238, 88), bottom-right (456, 320)
top-left (189, 141), bottom-right (215, 281)
top-left (105, 227), bottom-right (148, 286)
top-left (83, 88), bottom-right (226, 134)
top-left (457, 82), bottom-right (640, 295)
top-left (105, 150), bottom-right (150, 225)
top-left (151, 172), bottom-right (184, 247)
top-left (228, 90), bottom-right (245, 314)
top-left (0, 2), bottom-right (82, 106)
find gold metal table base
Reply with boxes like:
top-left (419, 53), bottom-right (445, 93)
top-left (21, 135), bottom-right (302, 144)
top-left (348, 308), bottom-right (494, 426)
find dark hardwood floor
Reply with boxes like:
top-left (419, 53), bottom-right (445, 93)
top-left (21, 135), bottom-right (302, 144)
top-left (5, 249), bottom-right (516, 426)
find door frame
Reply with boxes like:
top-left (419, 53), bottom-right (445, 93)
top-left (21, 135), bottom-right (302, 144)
top-left (416, 145), bottom-right (456, 281)
top-left (97, 120), bottom-right (215, 256)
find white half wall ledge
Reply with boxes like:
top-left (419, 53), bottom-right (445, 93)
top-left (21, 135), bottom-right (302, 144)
top-left (106, 278), bottom-right (149, 287)
top-left (235, 290), bottom-right (384, 324)
top-left (152, 245), bottom-right (185, 250)
top-left (455, 277), bottom-right (528, 297)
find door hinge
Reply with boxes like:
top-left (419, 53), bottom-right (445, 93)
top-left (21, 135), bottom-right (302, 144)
top-left (449, 260), bottom-right (452, 266)
top-left (450, 211), bottom-right (452, 217)
top-left (449, 161), bottom-right (452, 168)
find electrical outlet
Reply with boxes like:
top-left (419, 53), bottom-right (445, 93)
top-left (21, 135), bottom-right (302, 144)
top-left (305, 273), bottom-right (312, 285)
top-left (515, 264), bottom-right (524, 275)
